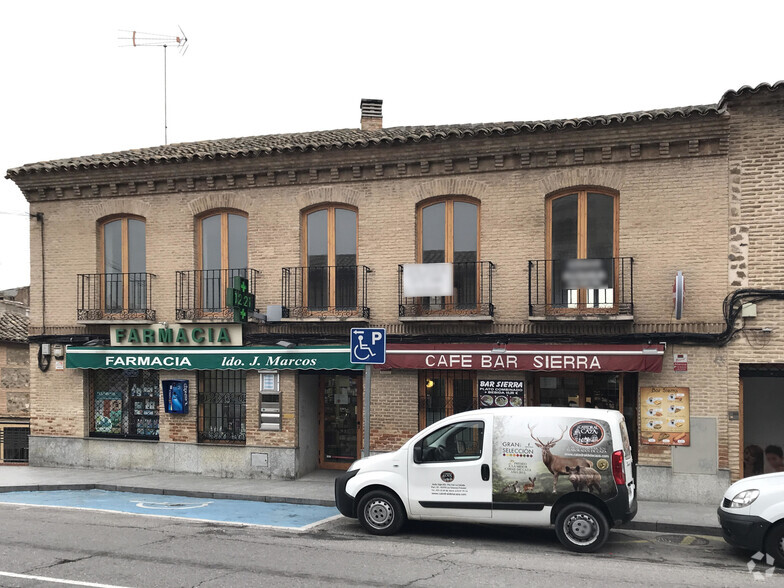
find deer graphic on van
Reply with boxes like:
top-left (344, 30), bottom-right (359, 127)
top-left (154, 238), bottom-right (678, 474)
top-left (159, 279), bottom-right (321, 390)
top-left (528, 423), bottom-right (594, 493)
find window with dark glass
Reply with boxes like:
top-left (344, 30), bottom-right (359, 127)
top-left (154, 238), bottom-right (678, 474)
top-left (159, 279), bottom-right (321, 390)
top-left (89, 370), bottom-right (159, 439)
top-left (419, 370), bottom-right (476, 429)
top-left (547, 190), bottom-right (617, 311)
top-left (198, 211), bottom-right (248, 312)
top-left (418, 198), bottom-right (478, 310)
top-left (303, 205), bottom-right (358, 311)
top-left (198, 370), bottom-right (246, 443)
top-left (416, 420), bottom-right (484, 463)
top-left (100, 217), bottom-right (146, 314)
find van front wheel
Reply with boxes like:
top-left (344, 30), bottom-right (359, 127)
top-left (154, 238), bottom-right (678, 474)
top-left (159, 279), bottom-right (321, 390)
top-left (554, 503), bottom-right (609, 553)
top-left (357, 490), bottom-right (406, 535)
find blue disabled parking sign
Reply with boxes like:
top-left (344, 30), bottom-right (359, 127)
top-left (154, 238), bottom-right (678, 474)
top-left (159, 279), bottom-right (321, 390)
top-left (350, 328), bottom-right (386, 364)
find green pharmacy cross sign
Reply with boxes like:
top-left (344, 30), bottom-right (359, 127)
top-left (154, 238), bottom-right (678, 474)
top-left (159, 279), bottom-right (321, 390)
top-left (226, 276), bottom-right (256, 323)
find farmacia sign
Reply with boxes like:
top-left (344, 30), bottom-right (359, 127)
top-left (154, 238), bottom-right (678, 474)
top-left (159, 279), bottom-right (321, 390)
top-left (110, 323), bottom-right (242, 347)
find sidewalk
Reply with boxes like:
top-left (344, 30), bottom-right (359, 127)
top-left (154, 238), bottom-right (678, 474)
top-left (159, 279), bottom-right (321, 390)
top-left (0, 465), bottom-right (721, 536)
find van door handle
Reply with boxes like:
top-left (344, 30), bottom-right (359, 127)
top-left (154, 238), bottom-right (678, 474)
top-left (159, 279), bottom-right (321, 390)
top-left (481, 464), bottom-right (490, 481)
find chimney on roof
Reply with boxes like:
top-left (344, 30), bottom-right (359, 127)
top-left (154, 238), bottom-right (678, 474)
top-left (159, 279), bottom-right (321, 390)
top-left (360, 98), bottom-right (383, 131)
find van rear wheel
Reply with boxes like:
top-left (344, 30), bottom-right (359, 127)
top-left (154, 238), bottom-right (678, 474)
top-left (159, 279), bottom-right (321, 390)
top-left (554, 503), bottom-right (609, 553)
top-left (357, 490), bottom-right (406, 535)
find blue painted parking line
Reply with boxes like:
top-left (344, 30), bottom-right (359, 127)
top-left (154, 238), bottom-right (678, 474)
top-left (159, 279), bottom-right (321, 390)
top-left (0, 490), bottom-right (340, 530)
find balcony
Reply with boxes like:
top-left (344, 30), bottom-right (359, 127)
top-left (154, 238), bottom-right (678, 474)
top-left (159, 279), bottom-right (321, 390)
top-left (398, 261), bottom-right (495, 321)
top-left (77, 273), bottom-right (157, 322)
top-left (176, 268), bottom-right (260, 321)
top-left (528, 257), bottom-right (634, 320)
top-left (281, 265), bottom-right (371, 320)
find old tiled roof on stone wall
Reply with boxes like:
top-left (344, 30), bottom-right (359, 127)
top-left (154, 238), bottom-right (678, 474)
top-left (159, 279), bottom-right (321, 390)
top-left (718, 80), bottom-right (784, 109)
top-left (5, 81), bottom-right (782, 179)
top-left (0, 312), bottom-right (28, 344)
top-left (6, 105), bottom-right (720, 178)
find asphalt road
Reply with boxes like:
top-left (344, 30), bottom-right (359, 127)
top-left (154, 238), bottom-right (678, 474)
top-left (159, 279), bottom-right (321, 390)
top-left (0, 502), bottom-right (776, 587)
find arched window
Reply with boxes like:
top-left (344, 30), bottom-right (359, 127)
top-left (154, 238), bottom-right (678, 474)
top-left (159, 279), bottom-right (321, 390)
top-left (302, 205), bottom-right (357, 311)
top-left (417, 197), bottom-right (479, 310)
top-left (99, 216), bottom-right (146, 314)
top-left (546, 189), bottom-right (618, 312)
top-left (197, 211), bottom-right (248, 312)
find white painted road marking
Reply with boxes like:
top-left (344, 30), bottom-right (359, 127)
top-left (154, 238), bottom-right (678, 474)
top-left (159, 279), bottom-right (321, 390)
top-left (0, 570), bottom-right (135, 588)
top-left (132, 500), bottom-right (212, 509)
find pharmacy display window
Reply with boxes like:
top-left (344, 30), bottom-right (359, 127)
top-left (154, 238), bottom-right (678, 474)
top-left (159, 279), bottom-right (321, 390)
top-left (89, 369), bottom-right (159, 440)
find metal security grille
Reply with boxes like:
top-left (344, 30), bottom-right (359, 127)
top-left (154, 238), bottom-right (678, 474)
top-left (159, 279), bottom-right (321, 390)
top-left (419, 370), bottom-right (477, 429)
top-left (198, 371), bottom-right (246, 443)
top-left (1, 427), bottom-right (30, 463)
top-left (89, 370), bottom-right (159, 439)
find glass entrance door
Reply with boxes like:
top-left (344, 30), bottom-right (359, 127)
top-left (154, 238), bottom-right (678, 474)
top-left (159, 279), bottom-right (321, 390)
top-left (534, 373), bottom-right (622, 410)
top-left (319, 374), bottom-right (362, 469)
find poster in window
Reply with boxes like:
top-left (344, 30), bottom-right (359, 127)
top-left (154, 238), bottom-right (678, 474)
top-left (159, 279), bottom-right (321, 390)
top-left (640, 387), bottom-right (689, 446)
top-left (479, 380), bottom-right (525, 409)
top-left (163, 380), bottom-right (189, 414)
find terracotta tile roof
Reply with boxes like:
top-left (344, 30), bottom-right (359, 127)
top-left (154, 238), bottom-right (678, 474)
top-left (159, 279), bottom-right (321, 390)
top-left (718, 80), bottom-right (784, 109)
top-left (6, 105), bottom-right (721, 178)
top-left (0, 312), bottom-right (28, 344)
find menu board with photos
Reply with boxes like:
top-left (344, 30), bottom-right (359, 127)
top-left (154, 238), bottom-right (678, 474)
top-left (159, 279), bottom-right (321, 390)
top-left (479, 380), bottom-right (525, 408)
top-left (640, 387), bottom-right (690, 446)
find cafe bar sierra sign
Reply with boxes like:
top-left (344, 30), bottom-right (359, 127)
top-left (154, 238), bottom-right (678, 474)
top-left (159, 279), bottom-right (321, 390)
top-left (110, 323), bottom-right (242, 347)
top-left (382, 343), bottom-right (665, 373)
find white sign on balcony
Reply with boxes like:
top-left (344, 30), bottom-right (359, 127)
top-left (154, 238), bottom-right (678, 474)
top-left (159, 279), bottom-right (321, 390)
top-left (403, 263), bottom-right (453, 298)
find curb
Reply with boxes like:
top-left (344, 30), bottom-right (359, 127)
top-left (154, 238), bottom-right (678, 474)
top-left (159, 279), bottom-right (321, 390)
top-left (622, 520), bottom-right (723, 537)
top-left (0, 484), bottom-right (336, 508)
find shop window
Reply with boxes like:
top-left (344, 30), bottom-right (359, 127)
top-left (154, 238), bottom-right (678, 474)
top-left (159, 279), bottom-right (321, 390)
top-left (100, 216), bottom-right (146, 313)
top-left (417, 197), bottom-right (479, 310)
top-left (89, 370), bottom-right (159, 439)
top-left (546, 190), bottom-right (618, 311)
top-left (535, 373), bottom-right (623, 410)
top-left (259, 371), bottom-right (281, 431)
top-left (302, 205), bottom-right (358, 311)
top-left (198, 370), bottom-right (246, 443)
top-left (419, 370), bottom-right (476, 429)
top-left (198, 211), bottom-right (248, 312)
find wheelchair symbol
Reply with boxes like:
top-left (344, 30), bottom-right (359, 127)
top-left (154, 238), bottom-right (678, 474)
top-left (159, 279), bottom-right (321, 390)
top-left (352, 334), bottom-right (376, 361)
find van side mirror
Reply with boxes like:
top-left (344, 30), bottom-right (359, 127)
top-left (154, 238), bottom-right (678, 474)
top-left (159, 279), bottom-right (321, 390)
top-left (413, 442), bottom-right (423, 463)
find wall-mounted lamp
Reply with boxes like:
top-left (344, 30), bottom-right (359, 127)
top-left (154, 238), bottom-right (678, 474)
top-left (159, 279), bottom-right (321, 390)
top-left (276, 340), bottom-right (296, 349)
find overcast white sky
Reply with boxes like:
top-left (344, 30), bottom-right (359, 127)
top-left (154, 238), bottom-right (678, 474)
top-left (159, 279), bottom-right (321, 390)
top-left (0, 0), bottom-right (782, 290)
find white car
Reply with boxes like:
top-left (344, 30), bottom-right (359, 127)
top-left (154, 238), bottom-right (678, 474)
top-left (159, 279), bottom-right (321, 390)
top-left (718, 472), bottom-right (784, 567)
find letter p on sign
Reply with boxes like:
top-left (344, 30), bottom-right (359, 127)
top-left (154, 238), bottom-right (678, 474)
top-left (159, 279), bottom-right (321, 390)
top-left (350, 328), bottom-right (386, 364)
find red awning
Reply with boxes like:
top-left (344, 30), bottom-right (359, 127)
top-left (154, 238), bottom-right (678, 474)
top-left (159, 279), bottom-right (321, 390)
top-left (380, 343), bottom-right (664, 372)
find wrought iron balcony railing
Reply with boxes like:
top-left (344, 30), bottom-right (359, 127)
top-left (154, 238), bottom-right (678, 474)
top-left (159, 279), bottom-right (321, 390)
top-left (176, 268), bottom-right (260, 321)
top-left (528, 257), bottom-right (634, 317)
top-left (281, 265), bottom-right (371, 319)
top-left (77, 273), bottom-right (157, 321)
top-left (398, 261), bottom-right (495, 318)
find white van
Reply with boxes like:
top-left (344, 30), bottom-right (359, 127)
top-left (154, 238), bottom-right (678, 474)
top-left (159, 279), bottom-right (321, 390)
top-left (335, 407), bottom-right (636, 553)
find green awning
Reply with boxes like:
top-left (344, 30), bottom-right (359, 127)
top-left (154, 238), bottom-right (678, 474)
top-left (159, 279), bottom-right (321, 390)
top-left (66, 345), bottom-right (360, 371)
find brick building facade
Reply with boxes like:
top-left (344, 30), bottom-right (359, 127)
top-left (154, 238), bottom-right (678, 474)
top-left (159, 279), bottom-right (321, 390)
top-left (0, 299), bottom-right (30, 464)
top-left (6, 83), bottom-right (784, 502)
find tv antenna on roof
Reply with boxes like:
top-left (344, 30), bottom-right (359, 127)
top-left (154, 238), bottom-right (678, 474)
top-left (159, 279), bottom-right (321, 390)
top-left (118, 27), bottom-right (189, 145)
